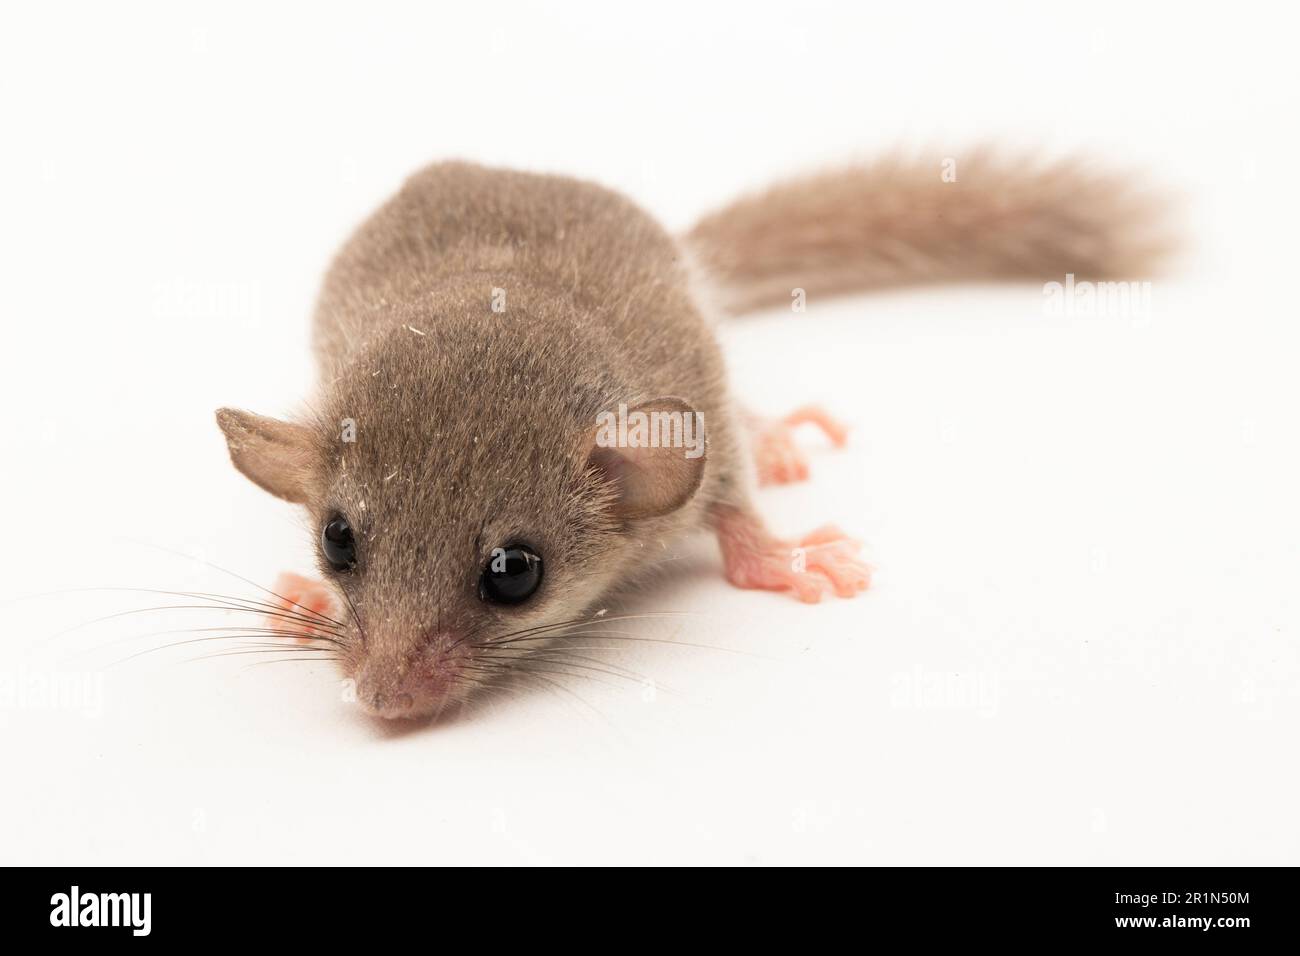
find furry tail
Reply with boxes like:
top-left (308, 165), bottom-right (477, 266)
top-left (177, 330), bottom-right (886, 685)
top-left (684, 149), bottom-right (1178, 316)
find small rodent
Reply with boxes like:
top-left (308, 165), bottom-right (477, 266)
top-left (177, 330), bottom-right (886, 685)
top-left (217, 154), bottom-right (1171, 719)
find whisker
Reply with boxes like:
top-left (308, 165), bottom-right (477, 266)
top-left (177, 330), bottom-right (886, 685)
top-left (474, 649), bottom-right (671, 691)
top-left (184, 647), bottom-right (340, 663)
top-left (116, 623), bottom-right (344, 647)
top-left (478, 630), bottom-right (765, 658)
top-left (106, 632), bottom-right (340, 667)
top-left (447, 610), bottom-right (705, 654)
top-left (4, 586), bottom-right (342, 629)
top-left (463, 659), bottom-right (629, 691)
top-left (339, 586), bottom-right (368, 647)
top-left (467, 666), bottom-right (610, 728)
top-left (116, 540), bottom-right (350, 629)
top-left (242, 656), bottom-right (340, 668)
top-left (62, 625), bottom-right (344, 665)
top-left (37, 602), bottom-right (343, 651)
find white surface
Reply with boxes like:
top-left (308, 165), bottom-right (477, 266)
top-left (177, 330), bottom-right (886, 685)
top-left (1, 2), bottom-right (1297, 865)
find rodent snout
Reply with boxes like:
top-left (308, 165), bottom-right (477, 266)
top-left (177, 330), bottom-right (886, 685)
top-left (353, 634), bottom-right (463, 721)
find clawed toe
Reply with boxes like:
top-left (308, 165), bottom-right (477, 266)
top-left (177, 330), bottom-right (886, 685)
top-left (750, 405), bottom-right (850, 486)
top-left (714, 506), bottom-right (871, 603)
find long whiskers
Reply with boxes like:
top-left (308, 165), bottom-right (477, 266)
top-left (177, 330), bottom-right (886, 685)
top-left (338, 585), bottom-right (368, 647)
top-left (31, 595), bottom-right (345, 654)
top-left (59, 624), bottom-right (342, 665)
top-left (110, 631), bottom-right (341, 666)
top-left (6, 586), bottom-right (341, 629)
top-left (116, 540), bottom-right (349, 629)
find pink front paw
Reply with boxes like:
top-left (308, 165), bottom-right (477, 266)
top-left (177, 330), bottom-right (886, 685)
top-left (269, 571), bottom-right (338, 642)
top-left (714, 508), bottom-right (871, 603)
top-left (750, 405), bottom-right (850, 486)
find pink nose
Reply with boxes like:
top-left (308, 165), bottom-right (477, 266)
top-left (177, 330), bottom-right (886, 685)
top-left (354, 637), bottom-right (462, 720)
top-left (356, 673), bottom-right (455, 719)
top-left (361, 688), bottom-right (417, 716)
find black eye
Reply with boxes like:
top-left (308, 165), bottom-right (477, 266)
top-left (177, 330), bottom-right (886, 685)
top-left (322, 514), bottom-right (357, 571)
top-left (480, 543), bottom-right (543, 605)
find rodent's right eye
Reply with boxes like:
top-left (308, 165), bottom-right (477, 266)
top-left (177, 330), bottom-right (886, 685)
top-left (480, 543), bottom-right (543, 605)
top-left (322, 514), bottom-right (357, 571)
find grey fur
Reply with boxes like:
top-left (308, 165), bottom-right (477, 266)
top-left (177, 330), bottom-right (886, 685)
top-left (218, 155), bottom-right (1173, 719)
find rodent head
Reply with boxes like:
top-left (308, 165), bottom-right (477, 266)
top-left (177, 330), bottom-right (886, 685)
top-left (215, 326), bottom-right (706, 720)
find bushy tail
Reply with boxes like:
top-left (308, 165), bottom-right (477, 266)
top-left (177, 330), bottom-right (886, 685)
top-left (685, 149), bottom-right (1178, 316)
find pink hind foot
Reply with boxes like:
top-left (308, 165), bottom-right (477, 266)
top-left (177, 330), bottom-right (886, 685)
top-left (269, 571), bottom-right (338, 642)
top-left (749, 405), bottom-right (850, 486)
top-left (712, 505), bottom-right (871, 603)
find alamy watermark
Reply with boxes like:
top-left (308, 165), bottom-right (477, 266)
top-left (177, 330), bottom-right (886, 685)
top-left (1043, 273), bottom-right (1152, 319)
top-left (890, 667), bottom-right (999, 718)
top-left (594, 403), bottom-right (705, 460)
top-left (0, 668), bottom-right (103, 718)
top-left (50, 886), bottom-right (150, 936)
top-left (152, 277), bottom-right (261, 324)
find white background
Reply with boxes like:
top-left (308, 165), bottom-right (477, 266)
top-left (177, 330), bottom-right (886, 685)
top-left (1, 2), bottom-right (1296, 864)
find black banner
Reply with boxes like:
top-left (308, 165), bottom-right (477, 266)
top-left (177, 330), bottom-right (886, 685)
top-left (3, 867), bottom-right (1292, 945)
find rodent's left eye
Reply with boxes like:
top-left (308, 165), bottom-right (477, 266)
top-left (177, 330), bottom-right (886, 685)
top-left (322, 514), bottom-right (357, 571)
top-left (480, 543), bottom-right (543, 605)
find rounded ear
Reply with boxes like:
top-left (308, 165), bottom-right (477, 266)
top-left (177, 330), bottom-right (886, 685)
top-left (586, 397), bottom-right (707, 519)
top-left (215, 408), bottom-right (317, 504)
